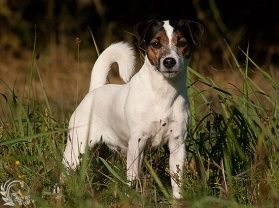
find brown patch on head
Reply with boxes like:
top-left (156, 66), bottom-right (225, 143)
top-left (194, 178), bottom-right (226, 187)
top-left (147, 30), bottom-right (170, 67)
top-left (172, 31), bottom-right (191, 58)
top-left (169, 19), bottom-right (204, 53)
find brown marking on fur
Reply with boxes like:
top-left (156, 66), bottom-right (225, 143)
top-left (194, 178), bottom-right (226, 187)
top-left (172, 31), bottom-right (191, 57)
top-left (147, 31), bottom-right (170, 67)
top-left (176, 164), bottom-right (181, 173)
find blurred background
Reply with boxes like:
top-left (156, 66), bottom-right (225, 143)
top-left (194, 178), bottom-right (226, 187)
top-left (0, 0), bottom-right (278, 117)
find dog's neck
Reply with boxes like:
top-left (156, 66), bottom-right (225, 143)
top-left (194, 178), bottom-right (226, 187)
top-left (141, 55), bottom-right (187, 98)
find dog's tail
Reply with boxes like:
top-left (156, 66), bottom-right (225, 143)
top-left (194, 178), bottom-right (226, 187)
top-left (89, 42), bottom-right (136, 91)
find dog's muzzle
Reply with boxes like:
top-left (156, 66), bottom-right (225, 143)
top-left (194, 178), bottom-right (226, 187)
top-left (163, 57), bottom-right (176, 69)
top-left (160, 56), bottom-right (182, 78)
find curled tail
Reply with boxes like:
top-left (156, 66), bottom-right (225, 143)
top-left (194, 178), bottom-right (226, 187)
top-left (89, 42), bottom-right (136, 91)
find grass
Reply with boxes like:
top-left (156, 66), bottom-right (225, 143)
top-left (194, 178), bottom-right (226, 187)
top-left (0, 38), bottom-right (279, 207)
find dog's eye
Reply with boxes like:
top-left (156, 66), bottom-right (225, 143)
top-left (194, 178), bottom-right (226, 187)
top-left (177, 39), bottom-right (188, 48)
top-left (150, 41), bottom-right (162, 49)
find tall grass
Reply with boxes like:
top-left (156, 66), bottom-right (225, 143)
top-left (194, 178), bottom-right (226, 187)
top-left (0, 39), bottom-right (279, 207)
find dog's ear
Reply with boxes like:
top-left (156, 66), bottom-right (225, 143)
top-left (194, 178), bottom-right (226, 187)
top-left (134, 20), bottom-right (158, 49)
top-left (177, 19), bottom-right (205, 47)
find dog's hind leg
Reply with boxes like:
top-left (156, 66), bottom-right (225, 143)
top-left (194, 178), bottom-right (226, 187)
top-left (62, 126), bottom-right (90, 170)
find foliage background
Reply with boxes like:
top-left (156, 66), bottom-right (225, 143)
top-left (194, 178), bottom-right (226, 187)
top-left (0, 1), bottom-right (279, 207)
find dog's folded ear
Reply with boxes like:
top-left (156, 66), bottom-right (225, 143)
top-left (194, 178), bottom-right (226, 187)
top-left (133, 20), bottom-right (158, 50)
top-left (134, 19), bottom-right (205, 51)
top-left (177, 19), bottom-right (205, 47)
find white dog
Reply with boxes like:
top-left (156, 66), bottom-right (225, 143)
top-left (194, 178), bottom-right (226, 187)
top-left (63, 19), bottom-right (203, 198)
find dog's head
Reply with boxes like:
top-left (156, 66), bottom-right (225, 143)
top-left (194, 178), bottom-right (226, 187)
top-left (134, 19), bottom-right (204, 78)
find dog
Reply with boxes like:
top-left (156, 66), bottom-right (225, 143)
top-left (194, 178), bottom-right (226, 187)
top-left (63, 19), bottom-right (204, 199)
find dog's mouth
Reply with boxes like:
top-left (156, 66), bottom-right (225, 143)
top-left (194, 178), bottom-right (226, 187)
top-left (161, 70), bottom-right (180, 78)
top-left (163, 70), bottom-right (179, 74)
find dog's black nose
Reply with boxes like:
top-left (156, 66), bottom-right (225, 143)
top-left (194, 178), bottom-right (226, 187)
top-left (163, 57), bottom-right (176, 69)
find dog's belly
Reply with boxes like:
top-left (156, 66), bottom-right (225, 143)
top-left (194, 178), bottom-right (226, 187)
top-left (102, 127), bottom-right (129, 152)
top-left (88, 115), bottom-right (129, 152)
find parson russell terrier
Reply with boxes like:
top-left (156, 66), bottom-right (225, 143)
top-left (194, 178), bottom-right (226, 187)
top-left (62, 19), bottom-right (204, 198)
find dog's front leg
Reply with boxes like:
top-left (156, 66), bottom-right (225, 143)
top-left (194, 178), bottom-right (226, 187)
top-left (168, 136), bottom-right (186, 199)
top-left (126, 136), bottom-right (147, 186)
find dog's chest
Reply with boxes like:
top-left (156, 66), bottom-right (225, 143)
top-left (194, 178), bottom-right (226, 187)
top-left (148, 114), bottom-right (176, 147)
top-left (137, 94), bottom-right (187, 147)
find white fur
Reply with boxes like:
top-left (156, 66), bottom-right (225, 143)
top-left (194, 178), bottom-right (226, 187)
top-left (163, 20), bottom-right (174, 47)
top-left (63, 38), bottom-right (190, 199)
top-left (89, 42), bottom-right (136, 91)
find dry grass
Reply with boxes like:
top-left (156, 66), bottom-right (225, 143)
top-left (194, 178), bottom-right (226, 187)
top-left (0, 46), bottom-right (93, 118)
top-left (1, 41), bottom-right (278, 119)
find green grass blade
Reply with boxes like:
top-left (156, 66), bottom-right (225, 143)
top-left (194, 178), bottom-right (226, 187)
top-left (144, 158), bottom-right (171, 201)
top-left (99, 157), bottom-right (129, 186)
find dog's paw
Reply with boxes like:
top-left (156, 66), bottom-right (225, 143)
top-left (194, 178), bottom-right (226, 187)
top-left (52, 184), bottom-right (62, 194)
top-left (50, 184), bottom-right (65, 205)
top-left (128, 179), bottom-right (140, 191)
